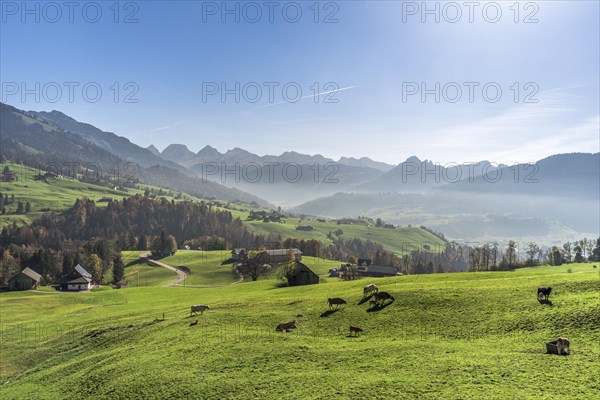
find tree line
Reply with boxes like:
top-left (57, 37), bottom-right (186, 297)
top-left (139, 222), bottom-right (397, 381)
top-left (465, 238), bottom-right (600, 272)
top-left (1, 195), bottom-right (429, 285)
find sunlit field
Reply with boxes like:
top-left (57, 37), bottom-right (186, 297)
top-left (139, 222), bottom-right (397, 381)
top-left (1, 263), bottom-right (598, 399)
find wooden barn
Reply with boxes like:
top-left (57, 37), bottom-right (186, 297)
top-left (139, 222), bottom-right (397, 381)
top-left (7, 267), bottom-right (42, 291)
top-left (287, 262), bottom-right (319, 286)
top-left (264, 248), bottom-right (302, 264)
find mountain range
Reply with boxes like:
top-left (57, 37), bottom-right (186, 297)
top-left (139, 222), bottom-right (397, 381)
top-left (154, 143), bottom-right (395, 172)
top-left (1, 102), bottom-right (598, 243)
top-left (0, 103), bottom-right (269, 206)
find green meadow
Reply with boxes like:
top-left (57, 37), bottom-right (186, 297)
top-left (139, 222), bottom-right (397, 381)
top-left (122, 250), bottom-right (342, 287)
top-left (241, 216), bottom-right (446, 256)
top-left (1, 263), bottom-right (598, 399)
top-left (0, 162), bottom-right (208, 228)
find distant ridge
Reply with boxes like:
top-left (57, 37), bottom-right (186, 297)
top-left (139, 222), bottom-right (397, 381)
top-left (146, 144), bottom-right (161, 156)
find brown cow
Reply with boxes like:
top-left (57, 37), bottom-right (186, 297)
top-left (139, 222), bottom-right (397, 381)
top-left (374, 291), bottom-right (395, 305)
top-left (349, 325), bottom-right (363, 336)
top-left (328, 297), bottom-right (347, 309)
top-left (363, 284), bottom-right (379, 297)
top-left (276, 320), bottom-right (297, 332)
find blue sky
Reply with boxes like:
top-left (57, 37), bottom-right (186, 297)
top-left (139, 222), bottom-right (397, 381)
top-left (1, 1), bottom-right (598, 164)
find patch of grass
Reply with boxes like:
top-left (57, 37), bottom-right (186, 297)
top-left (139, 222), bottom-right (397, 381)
top-left (159, 250), bottom-right (237, 286)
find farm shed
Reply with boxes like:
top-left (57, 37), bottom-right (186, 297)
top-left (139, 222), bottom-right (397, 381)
top-left (7, 267), bottom-right (42, 291)
top-left (264, 248), bottom-right (302, 263)
top-left (287, 262), bottom-right (319, 286)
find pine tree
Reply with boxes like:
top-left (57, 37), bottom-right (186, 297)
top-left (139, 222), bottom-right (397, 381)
top-left (62, 253), bottom-right (74, 275)
top-left (112, 253), bottom-right (125, 286)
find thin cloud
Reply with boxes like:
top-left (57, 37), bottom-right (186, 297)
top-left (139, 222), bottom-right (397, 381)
top-left (142, 120), bottom-right (185, 133)
top-left (245, 86), bottom-right (356, 111)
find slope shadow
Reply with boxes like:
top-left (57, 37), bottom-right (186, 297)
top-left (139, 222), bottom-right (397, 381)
top-left (357, 294), bottom-right (374, 305)
top-left (366, 300), bottom-right (394, 313)
top-left (320, 309), bottom-right (340, 318)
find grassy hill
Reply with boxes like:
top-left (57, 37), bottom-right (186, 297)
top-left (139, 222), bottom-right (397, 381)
top-left (0, 162), bottom-right (446, 256)
top-left (122, 250), bottom-right (342, 287)
top-left (237, 214), bottom-right (446, 256)
top-left (0, 161), bottom-right (213, 228)
top-left (1, 263), bottom-right (597, 399)
top-left (120, 251), bottom-right (179, 287)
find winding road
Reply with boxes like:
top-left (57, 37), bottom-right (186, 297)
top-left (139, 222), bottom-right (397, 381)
top-left (138, 252), bottom-right (244, 287)
top-left (139, 252), bottom-right (188, 286)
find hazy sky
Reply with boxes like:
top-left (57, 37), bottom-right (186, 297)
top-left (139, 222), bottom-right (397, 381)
top-left (1, 1), bottom-right (599, 164)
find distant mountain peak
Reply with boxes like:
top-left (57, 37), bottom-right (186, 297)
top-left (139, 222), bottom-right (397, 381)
top-left (196, 144), bottom-right (221, 157)
top-left (405, 156), bottom-right (421, 163)
top-left (146, 144), bottom-right (161, 156)
top-left (338, 156), bottom-right (395, 172)
top-left (161, 143), bottom-right (196, 161)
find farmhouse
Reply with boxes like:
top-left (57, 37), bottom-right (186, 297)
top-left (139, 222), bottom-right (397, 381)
top-left (357, 264), bottom-right (400, 277)
top-left (357, 258), bottom-right (372, 267)
top-left (287, 262), bottom-right (319, 286)
top-left (59, 264), bottom-right (92, 291)
top-left (7, 267), bottom-right (42, 291)
top-left (264, 248), bottom-right (302, 264)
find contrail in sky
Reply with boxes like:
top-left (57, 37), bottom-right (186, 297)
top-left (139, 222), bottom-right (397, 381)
top-left (247, 86), bottom-right (356, 111)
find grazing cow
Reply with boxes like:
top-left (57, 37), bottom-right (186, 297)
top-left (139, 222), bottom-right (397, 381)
top-left (593, 265), bottom-right (597, 269)
top-left (296, 313), bottom-right (304, 318)
top-left (349, 325), bottom-right (363, 336)
top-left (190, 304), bottom-right (210, 315)
top-left (189, 320), bottom-right (198, 327)
top-left (276, 320), bottom-right (297, 332)
top-left (374, 291), bottom-right (395, 305)
top-left (363, 284), bottom-right (379, 297)
top-left (537, 287), bottom-right (552, 301)
top-left (557, 337), bottom-right (570, 355)
top-left (328, 297), bottom-right (347, 309)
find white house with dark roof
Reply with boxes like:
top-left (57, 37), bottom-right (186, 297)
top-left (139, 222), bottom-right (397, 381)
top-left (59, 264), bottom-right (92, 291)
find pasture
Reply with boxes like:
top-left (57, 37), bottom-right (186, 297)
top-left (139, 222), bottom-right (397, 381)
top-left (0, 162), bottom-right (212, 228)
top-left (128, 250), bottom-right (342, 286)
top-left (242, 216), bottom-right (446, 256)
top-left (0, 263), bottom-right (598, 399)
